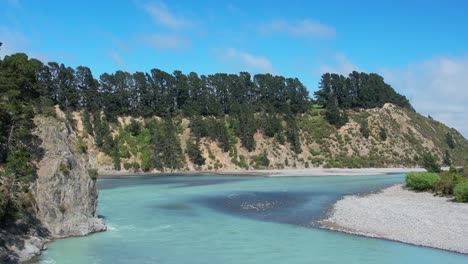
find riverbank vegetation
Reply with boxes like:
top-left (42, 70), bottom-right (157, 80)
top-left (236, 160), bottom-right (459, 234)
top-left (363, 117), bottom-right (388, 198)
top-left (405, 168), bottom-right (468, 202)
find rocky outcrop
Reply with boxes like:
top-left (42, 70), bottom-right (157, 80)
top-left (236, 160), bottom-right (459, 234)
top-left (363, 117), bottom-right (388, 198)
top-left (0, 214), bottom-right (51, 263)
top-left (32, 115), bottom-right (106, 237)
top-left (1, 114), bottom-right (106, 263)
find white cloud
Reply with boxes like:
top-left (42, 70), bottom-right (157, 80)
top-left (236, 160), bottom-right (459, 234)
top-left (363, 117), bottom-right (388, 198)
top-left (142, 34), bottom-right (190, 50)
top-left (319, 53), bottom-right (360, 75)
top-left (142, 1), bottom-right (192, 30)
top-left (260, 19), bottom-right (335, 38)
top-left (222, 48), bottom-right (275, 73)
top-left (381, 56), bottom-right (468, 138)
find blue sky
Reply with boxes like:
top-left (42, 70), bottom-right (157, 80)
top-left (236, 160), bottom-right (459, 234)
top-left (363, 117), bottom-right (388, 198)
top-left (1, 0), bottom-right (468, 137)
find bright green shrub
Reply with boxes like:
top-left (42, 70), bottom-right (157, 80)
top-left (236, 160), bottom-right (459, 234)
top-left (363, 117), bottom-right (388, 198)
top-left (405, 172), bottom-right (439, 191)
top-left (454, 180), bottom-right (468, 202)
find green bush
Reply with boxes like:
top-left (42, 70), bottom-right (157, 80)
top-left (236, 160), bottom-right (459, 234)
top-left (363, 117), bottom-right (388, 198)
top-left (88, 169), bottom-right (99, 180)
top-left (123, 162), bottom-right (140, 172)
top-left (405, 172), bottom-right (439, 191)
top-left (454, 180), bottom-right (468, 202)
top-left (434, 172), bottom-right (460, 195)
top-left (251, 152), bottom-right (270, 169)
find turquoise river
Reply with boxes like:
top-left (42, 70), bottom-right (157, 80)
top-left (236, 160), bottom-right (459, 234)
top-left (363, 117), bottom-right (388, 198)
top-left (40, 174), bottom-right (468, 263)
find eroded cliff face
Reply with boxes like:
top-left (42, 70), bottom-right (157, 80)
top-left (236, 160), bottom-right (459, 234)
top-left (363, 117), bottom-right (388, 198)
top-left (1, 114), bottom-right (106, 263)
top-left (32, 115), bottom-right (106, 238)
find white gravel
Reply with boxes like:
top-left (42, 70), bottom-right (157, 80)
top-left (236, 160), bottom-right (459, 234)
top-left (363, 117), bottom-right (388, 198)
top-left (219, 168), bottom-right (426, 177)
top-left (321, 184), bottom-right (468, 254)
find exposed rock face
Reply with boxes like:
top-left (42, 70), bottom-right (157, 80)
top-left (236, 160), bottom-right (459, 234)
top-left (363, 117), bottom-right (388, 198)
top-left (1, 115), bottom-right (106, 263)
top-left (32, 116), bottom-right (106, 238)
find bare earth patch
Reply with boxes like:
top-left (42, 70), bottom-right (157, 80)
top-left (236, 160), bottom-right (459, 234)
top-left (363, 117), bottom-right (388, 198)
top-left (321, 184), bottom-right (468, 254)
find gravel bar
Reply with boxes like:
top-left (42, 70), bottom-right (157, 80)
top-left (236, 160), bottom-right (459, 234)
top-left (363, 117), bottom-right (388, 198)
top-left (321, 184), bottom-right (468, 254)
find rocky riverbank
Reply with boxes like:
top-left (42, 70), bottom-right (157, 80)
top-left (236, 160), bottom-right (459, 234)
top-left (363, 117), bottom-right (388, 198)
top-left (321, 184), bottom-right (468, 254)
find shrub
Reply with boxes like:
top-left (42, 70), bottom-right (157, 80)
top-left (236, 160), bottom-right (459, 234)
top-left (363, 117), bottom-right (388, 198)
top-left (123, 162), bottom-right (140, 172)
top-left (88, 169), bottom-right (99, 180)
top-left (251, 152), bottom-right (270, 169)
top-left (434, 172), bottom-right (460, 195)
top-left (59, 162), bottom-right (70, 176)
top-left (454, 180), bottom-right (468, 202)
top-left (405, 172), bottom-right (440, 191)
top-left (379, 127), bottom-right (387, 141)
top-left (421, 153), bottom-right (441, 173)
top-left (75, 139), bottom-right (87, 154)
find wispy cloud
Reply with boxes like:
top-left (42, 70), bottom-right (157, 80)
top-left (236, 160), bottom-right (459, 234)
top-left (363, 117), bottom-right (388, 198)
top-left (221, 48), bottom-right (275, 73)
top-left (142, 34), bottom-right (190, 50)
top-left (108, 49), bottom-right (127, 69)
top-left (6, 0), bottom-right (20, 7)
top-left (381, 56), bottom-right (468, 138)
top-left (142, 1), bottom-right (192, 30)
top-left (260, 19), bottom-right (335, 38)
top-left (319, 53), bottom-right (360, 75)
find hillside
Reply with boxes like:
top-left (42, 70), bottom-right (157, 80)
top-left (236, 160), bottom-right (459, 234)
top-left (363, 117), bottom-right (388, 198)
top-left (70, 103), bottom-right (468, 174)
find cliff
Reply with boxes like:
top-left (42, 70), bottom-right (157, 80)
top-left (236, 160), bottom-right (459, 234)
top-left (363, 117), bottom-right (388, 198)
top-left (0, 113), bottom-right (105, 263)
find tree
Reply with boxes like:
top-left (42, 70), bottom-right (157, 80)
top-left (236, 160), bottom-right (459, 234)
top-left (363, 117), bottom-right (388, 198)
top-left (443, 150), bottom-right (452, 166)
top-left (421, 153), bottom-right (441, 173)
top-left (186, 139), bottom-right (205, 166)
top-left (446, 133), bottom-right (456, 149)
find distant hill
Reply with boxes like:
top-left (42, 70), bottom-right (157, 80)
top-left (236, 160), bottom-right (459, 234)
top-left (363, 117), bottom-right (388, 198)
top-left (72, 103), bottom-right (467, 173)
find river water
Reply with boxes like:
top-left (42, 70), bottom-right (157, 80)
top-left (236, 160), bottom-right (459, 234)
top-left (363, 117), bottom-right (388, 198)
top-left (40, 174), bottom-right (468, 263)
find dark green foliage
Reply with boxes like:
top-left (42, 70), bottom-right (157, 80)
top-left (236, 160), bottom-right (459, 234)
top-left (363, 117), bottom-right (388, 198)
top-left (446, 133), bottom-right (456, 149)
top-left (4, 148), bottom-right (34, 183)
top-left (421, 153), bottom-right (441, 173)
top-left (360, 121), bottom-right (370, 138)
top-left (82, 111), bottom-right (93, 136)
top-left (112, 150), bottom-right (121, 171)
top-left (285, 114), bottom-right (302, 154)
top-left (191, 117), bottom-right (231, 152)
top-left (126, 119), bottom-right (142, 137)
top-left (149, 117), bottom-right (184, 171)
top-left (379, 127), bottom-right (387, 141)
top-left (315, 71), bottom-right (413, 111)
top-left (233, 106), bottom-right (257, 151)
top-left (186, 139), bottom-right (205, 166)
top-left (0, 53), bottom-right (46, 223)
top-left (405, 172), bottom-right (440, 191)
top-left (443, 150), bottom-right (452, 166)
top-left (251, 152), bottom-right (270, 169)
top-left (454, 180), bottom-right (468, 202)
top-left (123, 162), bottom-right (140, 172)
top-left (259, 114), bottom-right (282, 138)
